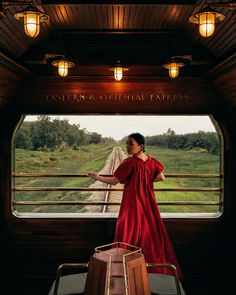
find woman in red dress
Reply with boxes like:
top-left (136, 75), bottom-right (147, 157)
top-left (88, 133), bottom-right (182, 278)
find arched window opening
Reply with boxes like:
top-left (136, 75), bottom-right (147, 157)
top-left (12, 115), bottom-right (223, 218)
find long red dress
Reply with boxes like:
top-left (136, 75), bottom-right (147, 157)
top-left (113, 155), bottom-right (183, 278)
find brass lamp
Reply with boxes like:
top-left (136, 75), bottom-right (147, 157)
top-left (189, 5), bottom-right (225, 37)
top-left (14, 4), bottom-right (49, 38)
top-left (109, 60), bottom-right (129, 81)
top-left (163, 59), bottom-right (185, 79)
top-left (52, 58), bottom-right (75, 77)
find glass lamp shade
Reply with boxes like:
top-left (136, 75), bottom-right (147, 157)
top-left (199, 11), bottom-right (215, 37)
top-left (24, 13), bottom-right (40, 38)
top-left (52, 59), bottom-right (75, 77)
top-left (189, 6), bottom-right (225, 38)
top-left (58, 60), bottom-right (69, 77)
top-left (14, 5), bottom-right (49, 38)
top-left (114, 67), bottom-right (123, 81)
top-left (169, 63), bottom-right (179, 79)
top-left (109, 61), bottom-right (129, 81)
top-left (163, 60), bottom-right (184, 79)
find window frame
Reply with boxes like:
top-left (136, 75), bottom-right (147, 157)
top-left (11, 114), bottom-right (224, 219)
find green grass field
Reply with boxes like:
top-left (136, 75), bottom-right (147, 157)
top-left (13, 144), bottom-right (222, 214)
top-left (147, 146), bottom-right (221, 213)
top-left (14, 144), bottom-right (114, 213)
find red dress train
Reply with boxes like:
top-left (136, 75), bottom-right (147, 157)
top-left (113, 155), bottom-right (183, 278)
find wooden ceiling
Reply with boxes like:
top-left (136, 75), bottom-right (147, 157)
top-left (0, 0), bottom-right (235, 78)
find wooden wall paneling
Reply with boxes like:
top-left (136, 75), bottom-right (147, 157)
top-left (0, 52), bottom-right (33, 106)
top-left (13, 77), bottom-right (219, 114)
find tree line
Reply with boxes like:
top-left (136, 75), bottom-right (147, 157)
top-left (15, 118), bottom-right (220, 154)
top-left (145, 129), bottom-right (220, 154)
top-left (14, 116), bottom-right (114, 150)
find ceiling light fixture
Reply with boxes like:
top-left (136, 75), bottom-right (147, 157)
top-left (109, 60), bottom-right (129, 81)
top-left (52, 57), bottom-right (75, 77)
top-left (0, 1), bottom-right (49, 38)
top-left (189, 1), bottom-right (236, 37)
top-left (189, 1), bottom-right (236, 38)
top-left (163, 58), bottom-right (185, 79)
top-left (189, 5), bottom-right (225, 37)
top-left (14, 4), bottom-right (49, 38)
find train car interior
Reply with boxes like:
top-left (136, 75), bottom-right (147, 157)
top-left (0, 0), bottom-right (236, 294)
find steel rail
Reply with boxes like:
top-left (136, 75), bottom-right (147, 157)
top-left (102, 146), bottom-right (124, 213)
top-left (53, 263), bottom-right (89, 295)
top-left (146, 263), bottom-right (182, 295)
top-left (102, 147), bottom-right (112, 213)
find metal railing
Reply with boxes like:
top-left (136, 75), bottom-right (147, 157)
top-left (12, 173), bottom-right (223, 207)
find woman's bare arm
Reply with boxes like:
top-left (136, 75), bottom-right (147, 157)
top-left (88, 172), bottom-right (120, 185)
top-left (154, 172), bottom-right (165, 182)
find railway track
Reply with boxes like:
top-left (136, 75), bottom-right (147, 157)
top-left (84, 146), bottom-right (125, 213)
top-left (102, 146), bottom-right (124, 213)
top-left (14, 146), bottom-right (126, 214)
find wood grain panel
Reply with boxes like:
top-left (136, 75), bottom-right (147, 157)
top-left (1, 2), bottom-right (235, 64)
top-left (0, 52), bottom-right (32, 105)
top-left (12, 78), bottom-right (219, 115)
top-left (212, 67), bottom-right (236, 107)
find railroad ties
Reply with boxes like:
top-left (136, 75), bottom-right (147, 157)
top-left (84, 146), bottom-right (125, 214)
top-left (102, 146), bottom-right (124, 213)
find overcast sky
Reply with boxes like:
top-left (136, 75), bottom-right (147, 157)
top-left (25, 115), bottom-right (216, 140)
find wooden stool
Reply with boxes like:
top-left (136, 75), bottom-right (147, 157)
top-left (84, 242), bottom-right (150, 295)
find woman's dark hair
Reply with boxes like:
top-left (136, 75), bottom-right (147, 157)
top-left (128, 133), bottom-right (145, 152)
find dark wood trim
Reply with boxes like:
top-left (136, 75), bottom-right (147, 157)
top-left (13, 78), bottom-right (219, 114)
top-left (0, 51), bottom-right (33, 105)
top-left (42, 1), bottom-right (197, 5)
top-left (205, 53), bottom-right (236, 79)
top-left (0, 51), bottom-right (33, 77)
top-left (54, 28), bottom-right (180, 35)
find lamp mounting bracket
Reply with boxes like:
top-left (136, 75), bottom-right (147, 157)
top-left (172, 55), bottom-right (192, 60)
top-left (42, 53), bottom-right (65, 64)
top-left (0, 0), bottom-right (33, 17)
top-left (209, 1), bottom-right (236, 9)
top-left (44, 53), bottom-right (65, 60)
top-left (205, 1), bottom-right (236, 18)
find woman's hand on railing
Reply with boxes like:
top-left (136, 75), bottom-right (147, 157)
top-left (88, 171), bottom-right (99, 180)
